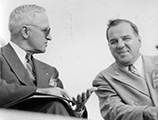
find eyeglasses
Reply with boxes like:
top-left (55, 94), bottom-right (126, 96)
top-left (26, 24), bottom-right (51, 38)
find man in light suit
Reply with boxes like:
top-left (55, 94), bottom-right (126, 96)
top-left (0, 4), bottom-right (96, 118)
top-left (93, 19), bottom-right (158, 120)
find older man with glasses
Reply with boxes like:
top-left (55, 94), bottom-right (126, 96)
top-left (0, 4), bottom-right (96, 118)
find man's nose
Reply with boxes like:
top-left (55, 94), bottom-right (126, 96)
top-left (46, 33), bottom-right (52, 41)
top-left (117, 39), bottom-right (125, 49)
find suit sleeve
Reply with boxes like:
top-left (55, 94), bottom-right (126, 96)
top-left (92, 74), bottom-right (149, 120)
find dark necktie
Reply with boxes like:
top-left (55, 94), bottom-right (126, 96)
top-left (128, 65), bottom-right (140, 77)
top-left (25, 53), bottom-right (36, 81)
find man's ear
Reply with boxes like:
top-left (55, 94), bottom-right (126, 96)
top-left (21, 25), bottom-right (29, 39)
top-left (138, 36), bottom-right (142, 48)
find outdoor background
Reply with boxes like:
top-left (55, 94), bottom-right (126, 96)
top-left (1, 0), bottom-right (158, 120)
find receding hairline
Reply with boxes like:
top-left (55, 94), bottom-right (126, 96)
top-left (106, 19), bottom-right (139, 41)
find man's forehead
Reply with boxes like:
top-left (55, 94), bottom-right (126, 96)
top-left (110, 22), bottom-right (132, 32)
top-left (108, 23), bottom-right (134, 37)
top-left (32, 12), bottom-right (49, 27)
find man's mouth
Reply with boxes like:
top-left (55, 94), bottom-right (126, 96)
top-left (45, 42), bottom-right (48, 47)
top-left (118, 51), bottom-right (127, 54)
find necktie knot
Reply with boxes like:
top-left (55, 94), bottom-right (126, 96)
top-left (26, 53), bottom-right (32, 62)
top-left (26, 53), bottom-right (34, 67)
top-left (128, 65), bottom-right (140, 76)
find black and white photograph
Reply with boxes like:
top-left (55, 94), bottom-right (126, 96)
top-left (0, 0), bottom-right (158, 120)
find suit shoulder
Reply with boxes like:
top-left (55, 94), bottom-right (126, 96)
top-left (96, 62), bottom-right (116, 77)
top-left (143, 55), bottom-right (158, 63)
top-left (93, 62), bottom-right (116, 86)
top-left (34, 58), bottom-right (58, 71)
top-left (152, 55), bottom-right (158, 62)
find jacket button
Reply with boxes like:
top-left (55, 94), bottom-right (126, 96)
top-left (134, 102), bottom-right (139, 106)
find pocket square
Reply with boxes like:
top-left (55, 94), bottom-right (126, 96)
top-left (151, 69), bottom-right (158, 88)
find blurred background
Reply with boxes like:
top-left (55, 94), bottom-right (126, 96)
top-left (1, 0), bottom-right (158, 120)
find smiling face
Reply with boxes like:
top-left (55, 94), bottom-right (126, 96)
top-left (26, 12), bottom-right (52, 53)
top-left (107, 22), bottom-right (141, 67)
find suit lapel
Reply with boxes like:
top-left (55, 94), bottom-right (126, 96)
top-left (33, 58), bottom-right (50, 87)
top-left (112, 62), bottom-right (150, 97)
top-left (143, 56), bottom-right (158, 106)
top-left (2, 44), bottom-right (35, 86)
top-left (112, 56), bottom-right (158, 106)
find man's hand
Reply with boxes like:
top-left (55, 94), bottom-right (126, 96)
top-left (72, 87), bottom-right (98, 111)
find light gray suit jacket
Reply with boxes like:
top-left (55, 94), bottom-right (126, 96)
top-left (93, 55), bottom-right (158, 120)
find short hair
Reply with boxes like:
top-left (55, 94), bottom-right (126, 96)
top-left (106, 19), bottom-right (139, 41)
top-left (9, 4), bottom-right (46, 34)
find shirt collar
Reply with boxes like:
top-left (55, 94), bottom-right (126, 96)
top-left (133, 54), bottom-right (143, 76)
top-left (133, 54), bottom-right (142, 69)
top-left (116, 54), bottom-right (144, 76)
top-left (10, 41), bottom-right (27, 67)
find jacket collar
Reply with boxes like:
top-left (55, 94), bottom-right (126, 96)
top-left (113, 61), bottom-right (150, 96)
top-left (2, 43), bottom-right (51, 88)
top-left (112, 55), bottom-right (158, 106)
top-left (1, 43), bottom-right (35, 86)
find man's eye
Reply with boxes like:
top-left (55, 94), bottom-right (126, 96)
top-left (110, 41), bottom-right (117, 45)
top-left (42, 28), bottom-right (50, 36)
top-left (43, 29), bottom-right (47, 33)
top-left (123, 37), bottom-right (131, 41)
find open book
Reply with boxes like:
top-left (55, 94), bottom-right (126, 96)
top-left (4, 93), bottom-right (76, 111)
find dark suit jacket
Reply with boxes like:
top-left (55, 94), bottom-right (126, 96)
top-left (93, 55), bottom-right (158, 120)
top-left (0, 43), bottom-right (64, 107)
top-left (0, 43), bottom-right (87, 118)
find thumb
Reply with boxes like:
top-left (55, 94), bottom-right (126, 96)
top-left (89, 87), bottom-right (98, 94)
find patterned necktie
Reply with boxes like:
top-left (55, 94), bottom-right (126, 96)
top-left (25, 53), bottom-right (36, 81)
top-left (128, 65), bottom-right (140, 77)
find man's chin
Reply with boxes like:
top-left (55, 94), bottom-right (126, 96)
top-left (117, 57), bottom-right (132, 66)
top-left (33, 49), bottom-right (46, 54)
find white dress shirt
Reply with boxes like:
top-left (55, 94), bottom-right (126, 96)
top-left (10, 41), bottom-right (28, 68)
top-left (133, 54), bottom-right (144, 78)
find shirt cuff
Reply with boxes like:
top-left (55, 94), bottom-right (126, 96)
top-left (74, 106), bottom-right (85, 117)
